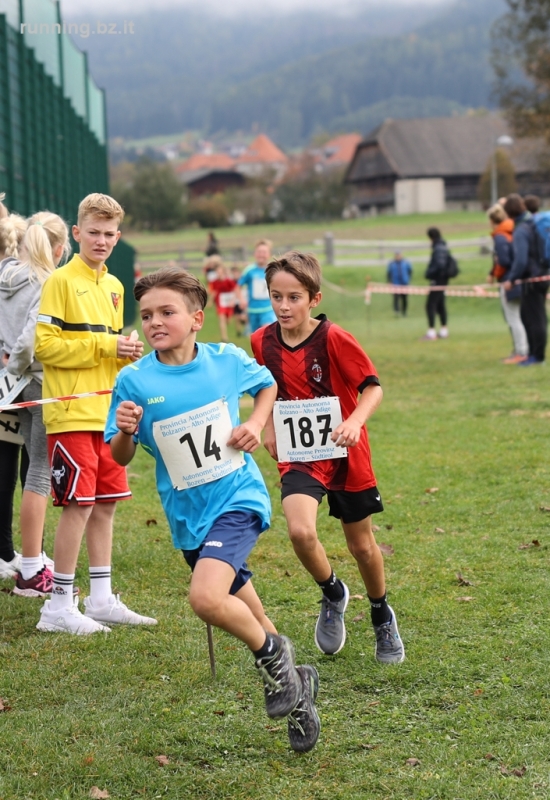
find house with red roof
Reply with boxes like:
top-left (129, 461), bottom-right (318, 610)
top-left (234, 134), bottom-right (288, 179)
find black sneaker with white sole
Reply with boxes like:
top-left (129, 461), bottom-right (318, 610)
top-left (255, 634), bottom-right (302, 719)
top-left (287, 665), bottom-right (320, 753)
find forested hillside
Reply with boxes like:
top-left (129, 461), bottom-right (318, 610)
top-left (70, 0), bottom-right (506, 144)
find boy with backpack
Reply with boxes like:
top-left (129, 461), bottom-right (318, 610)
top-left (422, 227), bottom-right (458, 341)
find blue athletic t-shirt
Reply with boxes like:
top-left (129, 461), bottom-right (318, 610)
top-left (104, 343), bottom-right (274, 551)
top-left (238, 264), bottom-right (272, 314)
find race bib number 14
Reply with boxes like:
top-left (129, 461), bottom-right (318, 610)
top-left (153, 399), bottom-right (244, 490)
top-left (273, 397), bottom-right (347, 462)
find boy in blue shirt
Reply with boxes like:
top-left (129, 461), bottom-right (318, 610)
top-left (237, 239), bottom-right (277, 333)
top-left (105, 265), bottom-right (319, 753)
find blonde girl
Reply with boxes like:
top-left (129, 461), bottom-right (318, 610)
top-left (0, 211), bottom-right (70, 596)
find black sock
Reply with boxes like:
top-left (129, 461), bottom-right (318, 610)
top-left (317, 571), bottom-right (345, 602)
top-left (253, 632), bottom-right (277, 661)
top-left (369, 593), bottom-right (391, 626)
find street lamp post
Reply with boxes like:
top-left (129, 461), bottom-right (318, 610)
top-left (491, 134), bottom-right (514, 206)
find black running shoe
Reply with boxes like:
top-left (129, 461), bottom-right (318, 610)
top-left (256, 635), bottom-right (301, 719)
top-left (288, 665), bottom-right (320, 753)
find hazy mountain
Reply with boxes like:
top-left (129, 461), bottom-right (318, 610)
top-left (69, 0), bottom-right (506, 144)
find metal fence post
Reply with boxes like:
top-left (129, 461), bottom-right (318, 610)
top-left (325, 231), bottom-right (334, 265)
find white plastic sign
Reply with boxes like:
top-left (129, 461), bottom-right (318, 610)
top-left (0, 367), bottom-right (31, 406)
top-left (153, 399), bottom-right (244, 490)
top-left (273, 397), bottom-right (347, 462)
top-left (0, 411), bottom-right (24, 445)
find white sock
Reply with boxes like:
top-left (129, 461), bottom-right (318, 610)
top-left (89, 566), bottom-right (112, 607)
top-left (21, 556), bottom-right (44, 581)
top-left (49, 572), bottom-right (75, 610)
top-left (427, 328), bottom-right (436, 339)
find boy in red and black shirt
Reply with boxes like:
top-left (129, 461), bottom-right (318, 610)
top-left (251, 251), bottom-right (404, 663)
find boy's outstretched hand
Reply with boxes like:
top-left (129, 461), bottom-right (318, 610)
top-left (227, 420), bottom-right (263, 453)
top-left (116, 400), bottom-right (143, 435)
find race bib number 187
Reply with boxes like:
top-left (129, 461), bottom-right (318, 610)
top-left (273, 397), bottom-right (347, 463)
top-left (153, 399), bottom-right (244, 490)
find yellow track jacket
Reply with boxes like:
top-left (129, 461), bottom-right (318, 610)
top-left (35, 254), bottom-right (129, 434)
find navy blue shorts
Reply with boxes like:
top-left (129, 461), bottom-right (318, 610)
top-left (182, 511), bottom-right (262, 595)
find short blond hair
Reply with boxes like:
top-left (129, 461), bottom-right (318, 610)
top-left (488, 203), bottom-right (507, 224)
top-left (254, 238), bottom-right (272, 252)
top-left (78, 193), bottom-right (125, 227)
top-left (204, 254), bottom-right (223, 271)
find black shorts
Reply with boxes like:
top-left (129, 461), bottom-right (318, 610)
top-left (280, 470), bottom-right (383, 524)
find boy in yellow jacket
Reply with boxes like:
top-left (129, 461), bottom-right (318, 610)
top-left (35, 193), bottom-right (157, 634)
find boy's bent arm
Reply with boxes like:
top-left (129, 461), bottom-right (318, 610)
top-left (227, 382), bottom-right (277, 453)
top-left (332, 384), bottom-right (383, 448)
top-left (109, 401), bottom-right (143, 466)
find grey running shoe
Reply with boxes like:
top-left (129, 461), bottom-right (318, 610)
top-left (288, 665), bottom-right (320, 753)
top-left (256, 634), bottom-right (302, 719)
top-left (314, 581), bottom-right (350, 655)
top-left (373, 605), bottom-right (405, 664)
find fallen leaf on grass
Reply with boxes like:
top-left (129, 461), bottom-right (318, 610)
top-left (425, 487), bottom-right (439, 494)
top-left (352, 612), bottom-right (366, 622)
top-left (0, 698), bottom-right (12, 712)
top-left (284, 570), bottom-right (292, 577)
top-left (265, 724), bottom-right (282, 732)
top-left (485, 753), bottom-right (497, 761)
top-left (456, 596), bottom-right (474, 602)
top-left (500, 764), bottom-right (526, 777)
top-left (155, 755), bottom-right (170, 766)
top-left (456, 573), bottom-right (474, 586)
top-left (385, 524), bottom-right (393, 530)
top-left (127, 472), bottom-right (141, 479)
top-left (519, 540), bottom-right (540, 549)
top-left (540, 506), bottom-right (550, 512)
top-left (146, 519), bottom-right (157, 527)
top-left (367, 701), bottom-right (380, 707)
top-left (213, 710), bottom-right (225, 716)
top-left (378, 543), bottom-right (394, 556)
top-left (406, 758), bottom-right (421, 766)
top-left (372, 524), bottom-right (381, 532)
top-left (361, 743), bottom-right (377, 750)
top-left (473, 689), bottom-right (484, 696)
top-left (89, 788), bottom-right (110, 799)
top-left (236, 692), bottom-right (245, 700)
top-left (435, 527), bottom-right (445, 534)
top-left (350, 594), bottom-right (364, 600)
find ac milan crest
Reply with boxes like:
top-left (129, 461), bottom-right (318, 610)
top-left (312, 360), bottom-right (322, 383)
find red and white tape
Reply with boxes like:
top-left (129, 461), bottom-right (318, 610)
top-left (0, 388), bottom-right (113, 413)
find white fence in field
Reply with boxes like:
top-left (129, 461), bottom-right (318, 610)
top-left (316, 233), bottom-right (492, 267)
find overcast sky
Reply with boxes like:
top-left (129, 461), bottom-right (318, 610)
top-left (60, 0), bottom-right (448, 16)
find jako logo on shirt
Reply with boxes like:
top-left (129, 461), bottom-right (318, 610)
top-left (205, 541), bottom-right (223, 548)
top-left (111, 292), bottom-right (121, 310)
top-left (147, 396), bottom-right (165, 405)
top-left (312, 360), bottom-right (322, 383)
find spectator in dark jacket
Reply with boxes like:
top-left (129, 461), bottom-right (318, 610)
top-left (487, 203), bottom-right (528, 363)
top-left (503, 194), bottom-right (547, 365)
top-left (422, 227), bottom-right (450, 340)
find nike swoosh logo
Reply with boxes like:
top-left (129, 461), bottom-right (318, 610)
top-left (76, 290), bottom-right (88, 296)
top-left (375, 495), bottom-right (381, 501)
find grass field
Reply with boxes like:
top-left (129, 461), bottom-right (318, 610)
top-left (2, 217), bottom-right (550, 799)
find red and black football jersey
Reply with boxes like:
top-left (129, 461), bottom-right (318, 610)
top-left (251, 315), bottom-right (380, 491)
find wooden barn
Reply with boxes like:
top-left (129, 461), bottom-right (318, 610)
top-left (345, 114), bottom-right (550, 214)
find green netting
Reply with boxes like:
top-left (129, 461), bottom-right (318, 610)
top-left (0, 0), bottom-right (19, 29)
top-left (61, 32), bottom-right (86, 118)
top-left (21, 0), bottom-right (60, 86)
top-left (88, 77), bottom-right (105, 145)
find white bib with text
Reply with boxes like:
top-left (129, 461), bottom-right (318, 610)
top-left (273, 397), bottom-right (347, 462)
top-left (153, 399), bottom-right (244, 490)
top-left (251, 277), bottom-right (269, 301)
